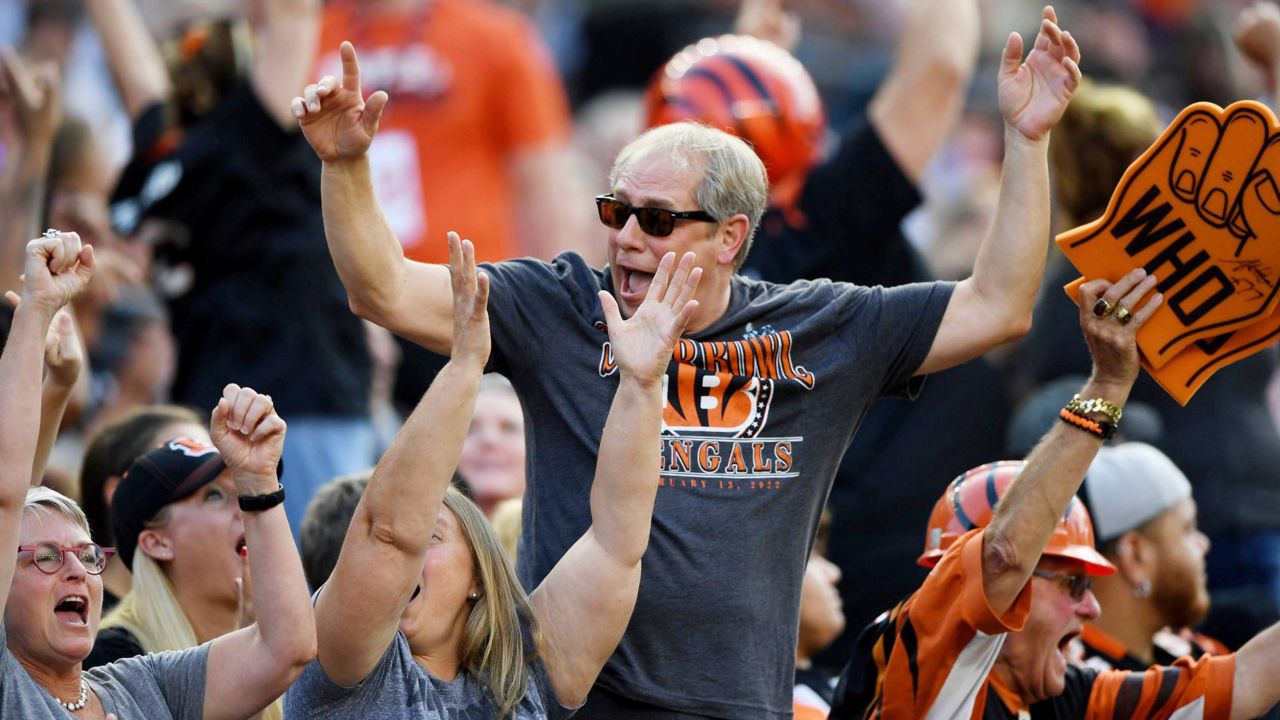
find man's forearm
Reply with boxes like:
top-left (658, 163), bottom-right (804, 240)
top-left (1232, 620), bottom-right (1280, 719)
top-left (320, 159), bottom-right (409, 323)
top-left (968, 129), bottom-right (1051, 331)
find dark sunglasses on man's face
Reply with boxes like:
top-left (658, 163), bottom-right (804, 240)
top-left (595, 194), bottom-right (718, 237)
top-left (1032, 570), bottom-right (1093, 601)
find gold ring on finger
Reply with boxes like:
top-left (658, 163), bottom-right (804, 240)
top-left (1114, 305), bottom-right (1132, 325)
top-left (1092, 297), bottom-right (1114, 318)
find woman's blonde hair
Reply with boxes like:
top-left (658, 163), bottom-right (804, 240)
top-left (1050, 79), bottom-right (1161, 227)
top-left (442, 486), bottom-right (541, 717)
top-left (101, 507), bottom-right (283, 719)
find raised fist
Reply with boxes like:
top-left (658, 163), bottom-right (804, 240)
top-left (1058, 101), bottom-right (1280, 367)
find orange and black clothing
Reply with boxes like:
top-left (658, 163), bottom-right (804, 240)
top-left (1078, 625), bottom-right (1227, 674)
top-left (830, 529), bottom-right (1236, 719)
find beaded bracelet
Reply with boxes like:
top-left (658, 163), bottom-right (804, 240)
top-left (1059, 407), bottom-right (1117, 440)
top-left (1066, 394), bottom-right (1123, 424)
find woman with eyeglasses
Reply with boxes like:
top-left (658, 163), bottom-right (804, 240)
top-left (0, 231), bottom-right (316, 717)
top-left (285, 239), bottom-right (699, 718)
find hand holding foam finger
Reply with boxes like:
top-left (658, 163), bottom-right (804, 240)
top-left (1058, 100), bottom-right (1280, 368)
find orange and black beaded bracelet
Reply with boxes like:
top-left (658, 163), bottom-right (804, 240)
top-left (1059, 407), bottom-right (1117, 440)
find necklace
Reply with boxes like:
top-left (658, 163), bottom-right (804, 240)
top-left (55, 678), bottom-right (88, 712)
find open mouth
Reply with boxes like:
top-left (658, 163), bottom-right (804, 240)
top-left (54, 595), bottom-right (88, 626)
top-left (620, 267), bottom-right (655, 299)
top-left (1058, 631), bottom-right (1079, 651)
top-left (234, 536), bottom-right (247, 558)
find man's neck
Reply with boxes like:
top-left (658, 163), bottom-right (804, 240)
top-left (684, 276), bottom-right (734, 335)
top-left (1089, 580), bottom-right (1160, 664)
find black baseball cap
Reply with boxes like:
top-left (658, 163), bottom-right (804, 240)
top-left (112, 437), bottom-right (227, 570)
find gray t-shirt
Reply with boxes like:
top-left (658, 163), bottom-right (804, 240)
top-left (284, 631), bottom-right (574, 719)
top-left (483, 253), bottom-right (953, 719)
top-left (0, 625), bottom-right (207, 717)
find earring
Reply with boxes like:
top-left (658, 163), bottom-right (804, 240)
top-left (468, 591), bottom-right (479, 600)
top-left (1133, 579), bottom-right (1151, 598)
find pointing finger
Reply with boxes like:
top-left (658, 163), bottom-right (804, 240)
top-left (339, 41), bottom-right (362, 94)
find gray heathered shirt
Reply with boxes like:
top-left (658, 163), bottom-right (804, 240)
top-left (284, 630), bottom-right (575, 719)
top-left (0, 624), bottom-right (208, 717)
top-left (481, 253), bottom-right (954, 719)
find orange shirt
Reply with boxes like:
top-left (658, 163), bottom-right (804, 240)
top-left (317, 0), bottom-right (571, 264)
top-left (835, 529), bottom-right (1237, 719)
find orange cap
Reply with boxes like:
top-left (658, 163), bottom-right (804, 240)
top-left (918, 461), bottom-right (1116, 576)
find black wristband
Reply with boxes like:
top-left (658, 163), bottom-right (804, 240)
top-left (238, 484), bottom-right (286, 513)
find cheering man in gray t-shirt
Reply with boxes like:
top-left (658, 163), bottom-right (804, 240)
top-left (294, 10), bottom-right (1082, 716)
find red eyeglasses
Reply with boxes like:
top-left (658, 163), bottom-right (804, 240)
top-left (595, 194), bottom-right (718, 237)
top-left (17, 543), bottom-right (116, 575)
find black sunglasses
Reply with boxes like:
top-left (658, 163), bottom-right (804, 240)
top-left (595, 194), bottom-right (718, 237)
top-left (1032, 570), bottom-right (1093, 601)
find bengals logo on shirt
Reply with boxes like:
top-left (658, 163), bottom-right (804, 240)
top-left (598, 327), bottom-right (815, 489)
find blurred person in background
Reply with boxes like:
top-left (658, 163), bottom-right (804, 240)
top-left (298, 470), bottom-right (370, 591)
top-left (78, 404), bottom-right (206, 612)
top-left (85, 285), bottom-right (175, 433)
top-left (1076, 442), bottom-right (1226, 671)
top-left (87, 0), bottom-right (374, 531)
top-left (314, 0), bottom-right (594, 417)
top-left (794, 510), bottom-right (845, 720)
top-left (457, 373), bottom-right (526, 519)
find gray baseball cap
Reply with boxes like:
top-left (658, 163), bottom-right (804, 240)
top-left (1081, 442), bottom-right (1192, 544)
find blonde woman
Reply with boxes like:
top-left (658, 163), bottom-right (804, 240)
top-left (0, 230), bottom-right (314, 718)
top-left (285, 238), bottom-right (699, 717)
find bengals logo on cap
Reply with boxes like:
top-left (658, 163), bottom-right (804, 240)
top-left (167, 437), bottom-right (218, 458)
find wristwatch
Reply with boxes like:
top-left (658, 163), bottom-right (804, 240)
top-left (238, 484), bottom-right (286, 513)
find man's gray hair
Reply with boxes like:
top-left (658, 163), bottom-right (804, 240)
top-left (23, 486), bottom-right (92, 538)
top-left (610, 122), bottom-right (768, 271)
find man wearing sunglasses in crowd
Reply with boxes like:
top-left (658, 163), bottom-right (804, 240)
top-left (294, 9), bottom-right (1079, 719)
top-left (829, 272), bottom-right (1280, 719)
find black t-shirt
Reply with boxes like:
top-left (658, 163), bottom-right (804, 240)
top-left (83, 626), bottom-right (144, 670)
top-left (109, 81), bottom-right (370, 417)
top-left (747, 118), bottom-right (1011, 666)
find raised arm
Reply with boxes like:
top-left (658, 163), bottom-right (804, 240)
top-left (313, 233), bottom-right (489, 686)
top-left (248, 0), bottom-right (321, 128)
top-left (0, 49), bottom-right (60, 297)
top-left (31, 308), bottom-right (85, 484)
top-left (529, 251), bottom-right (701, 705)
top-left (1235, 1), bottom-right (1280, 101)
top-left (868, 0), bottom-right (980, 183)
top-left (0, 232), bottom-right (93, 620)
top-left (916, 7), bottom-right (1081, 376)
top-left (294, 42), bottom-right (455, 354)
top-left (84, 0), bottom-right (171, 119)
top-left (981, 270), bottom-right (1158, 615)
top-left (1232, 619), bottom-right (1280, 718)
top-left (203, 384), bottom-right (316, 720)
